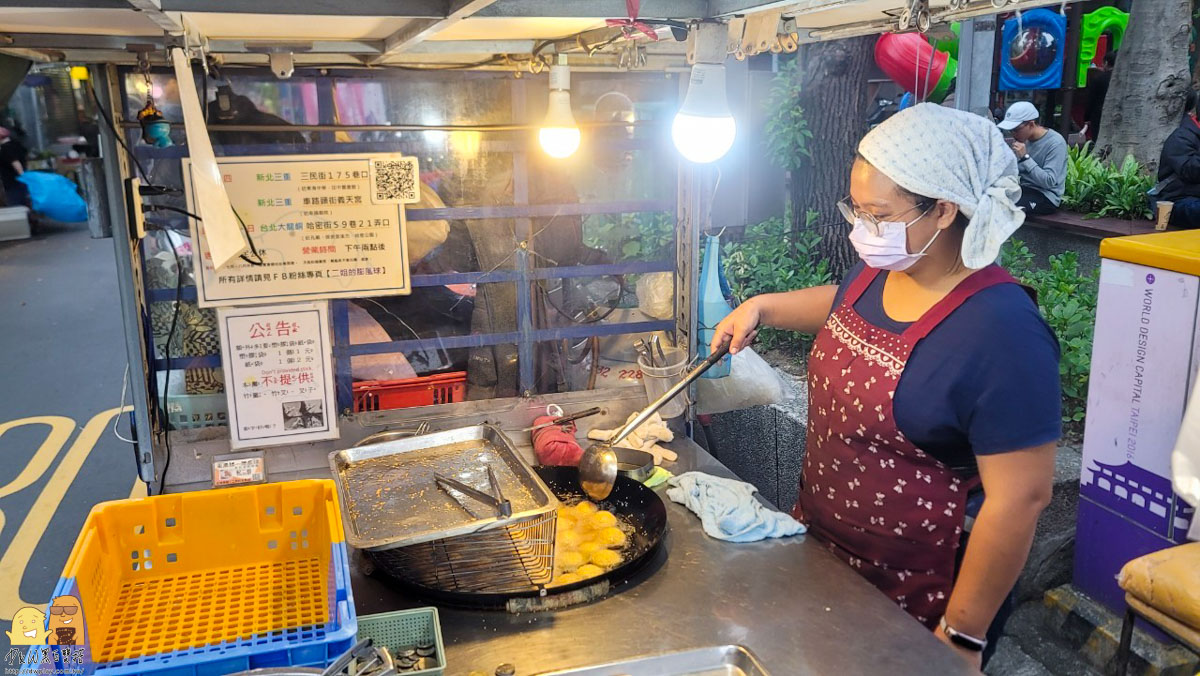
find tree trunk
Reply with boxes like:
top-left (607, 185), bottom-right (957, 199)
top-left (787, 35), bottom-right (875, 281)
top-left (1095, 0), bottom-right (1192, 170)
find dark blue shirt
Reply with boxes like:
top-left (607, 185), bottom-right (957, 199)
top-left (830, 263), bottom-right (1062, 473)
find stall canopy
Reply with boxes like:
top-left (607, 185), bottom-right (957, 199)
top-left (4, 0), bottom-right (1073, 67)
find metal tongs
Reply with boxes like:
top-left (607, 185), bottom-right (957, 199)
top-left (434, 467), bottom-right (512, 518)
top-left (322, 638), bottom-right (396, 676)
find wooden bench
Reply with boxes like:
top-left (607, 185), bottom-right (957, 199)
top-left (1024, 210), bottom-right (1166, 239)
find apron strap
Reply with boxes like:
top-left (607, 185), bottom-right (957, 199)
top-left (902, 265), bottom-right (1018, 341)
top-left (842, 265), bottom-right (883, 306)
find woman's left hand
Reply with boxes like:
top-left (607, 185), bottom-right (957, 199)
top-left (933, 625), bottom-right (983, 671)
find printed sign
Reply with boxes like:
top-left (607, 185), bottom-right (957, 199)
top-left (184, 153), bottom-right (419, 307)
top-left (1078, 261), bottom-right (1198, 541)
top-left (212, 452), bottom-right (267, 487)
top-left (218, 302), bottom-right (338, 449)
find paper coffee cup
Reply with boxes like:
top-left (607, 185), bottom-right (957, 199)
top-left (1156, 201), bottom-right (1174, 231)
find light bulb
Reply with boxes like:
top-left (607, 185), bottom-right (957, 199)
top-left (539, 60), bottom-right (581, 159)
top-left (672, 62), bottom-right (736, 164)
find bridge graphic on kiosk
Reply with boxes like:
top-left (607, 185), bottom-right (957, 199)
top-left (1080, 460), bottom-right (1195, 542)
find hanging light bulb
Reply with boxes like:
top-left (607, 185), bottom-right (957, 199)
top-left (539, 55), bottom-right (581, 159)
top-left (672, 62), bottom-right (736, 164)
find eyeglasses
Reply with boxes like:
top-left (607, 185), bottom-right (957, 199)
top-left (836, 196), bottom-right (935, 236)
top-left (49, 606), bottom-right (78, 616)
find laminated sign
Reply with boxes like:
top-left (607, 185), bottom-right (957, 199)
top-left (218, 302), bottom-right (338, 449)
top-left (184, 153), bottom-right (420, 307)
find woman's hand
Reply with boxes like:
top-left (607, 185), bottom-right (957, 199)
top-left (710, 297), bottom-right (762, 355)
top-left (933, 625), bottom-right (983, 670)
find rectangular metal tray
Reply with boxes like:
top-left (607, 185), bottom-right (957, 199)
top-left (533, 645), bottom-right (771, 676)
top-left (329, 424), bottom-right (558, 551)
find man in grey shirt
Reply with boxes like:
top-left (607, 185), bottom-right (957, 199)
top-left (997, 101), bottom-right (1067, 215)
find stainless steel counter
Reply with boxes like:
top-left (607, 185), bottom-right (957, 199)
top-left (349, 437), bottom-right (976, 676)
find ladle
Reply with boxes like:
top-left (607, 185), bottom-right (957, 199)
top-left (578, 340), bottom-right (731, 500)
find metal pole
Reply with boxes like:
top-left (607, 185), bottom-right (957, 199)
top-left (94, 63), bottom-right (157, 485)
top-left (511, 77), bottom-right (535, 395)
top-left (79, 157), bottom-right (112, 238)
top-left (956, 17), bottom-right (997, 118)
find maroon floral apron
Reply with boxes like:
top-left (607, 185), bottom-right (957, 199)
top-left (792, 264), bottom-right (1016, 627)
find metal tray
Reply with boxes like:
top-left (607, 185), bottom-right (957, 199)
top-left (533, 645), bottom-right (771, 676)
top-left (329, 424), bottom-right (558, 551)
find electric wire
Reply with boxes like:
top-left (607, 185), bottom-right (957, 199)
top-left (156, 226), bottom-right (184, 495)
top-left (86, 78), bottom-right (151, 182)
top-left (112, 364), bottom-right (136, 444)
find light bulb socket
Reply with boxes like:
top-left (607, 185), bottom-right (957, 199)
top-left (549, 63), bottom-right (570, 91)
top-left (680, 63), bottom-right (731, 119)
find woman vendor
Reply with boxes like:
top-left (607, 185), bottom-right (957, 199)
top-left (711, 104), bottom-right (1059, 667)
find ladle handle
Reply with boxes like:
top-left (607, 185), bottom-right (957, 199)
top-left (610, 340), bottom-right (732, 447)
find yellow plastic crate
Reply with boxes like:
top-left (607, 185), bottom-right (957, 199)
top-left (56, 480), bottom-right (352, 670)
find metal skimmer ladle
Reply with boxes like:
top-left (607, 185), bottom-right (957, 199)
top-left (578, 340), bottom-right (732, 500)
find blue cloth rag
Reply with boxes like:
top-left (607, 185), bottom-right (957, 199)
top-left (665, 471), bottom-right (805, 542)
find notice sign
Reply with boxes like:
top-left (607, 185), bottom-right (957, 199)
top-left (184, 153), bottom-right (418, 307)
top-left (218, 302), bottom-right (339, 449)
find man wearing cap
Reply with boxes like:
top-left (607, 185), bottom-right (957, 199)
top-left (997, 102), bottom-right (1067, 215)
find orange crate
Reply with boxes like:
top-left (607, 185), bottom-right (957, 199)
top-left (353, 371), bottom-right (466, 412)
top-left (51, 480), bottom-right (355, 673)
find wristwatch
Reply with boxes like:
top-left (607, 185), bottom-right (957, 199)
top-left (1020, 154), bottom-right (1031, 162)
top-left (939, 616), bottom-right (987, 652)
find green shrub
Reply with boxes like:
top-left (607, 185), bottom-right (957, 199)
top-left (583, 212), bottom-right (674, 262)
top-left (1000, 239), bottom-right (1099, 425)
top-left (762, 58), bottom-right (812, 172)
top-left (723, 212), bottom-right (832, 351)
top-left (1062, 143), bottom-right (1154, 220)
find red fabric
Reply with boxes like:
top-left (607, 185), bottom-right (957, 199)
top-left (793, 265), bottom-right (1014, 627)
top-left (874, 33), bottom-right (948, 100)
top-left (532, 415), bottom-right (584, 466)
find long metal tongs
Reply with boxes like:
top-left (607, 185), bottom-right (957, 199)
top-left (434, 467), bottom-right (512, 518)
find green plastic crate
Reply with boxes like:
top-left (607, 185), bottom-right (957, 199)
top-left (356, 607), bottom-right (445, 675)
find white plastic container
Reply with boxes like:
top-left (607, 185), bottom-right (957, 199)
top-left (0, 206), bottom-right (31, 241)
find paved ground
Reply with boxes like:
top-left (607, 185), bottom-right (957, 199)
top-left (0, 221), bottom-right (145, 653)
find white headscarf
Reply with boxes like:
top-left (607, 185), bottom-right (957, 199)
top-left (857, 103), bottom-right (1025, 269)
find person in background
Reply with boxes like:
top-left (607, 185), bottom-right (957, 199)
top-left (0, 126), bottom-right (28, 207)
top-left (996, 101), bottom-right (1066, 215)
top-left (1155, 90), bottom-right (1200, 229)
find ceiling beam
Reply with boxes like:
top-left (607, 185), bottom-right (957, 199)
top-left (370, 0), bottom-right (501, 64)
top-left (158, 0), bottom-right (444, 17)
top-left (0, 0), bottom-right (127, 7)
top-left (474, 0), bottom-right (706, 18)
top-left (706, 0), bottom-right (803, 16)
top-left (126, 0), bottom-right (184, 33)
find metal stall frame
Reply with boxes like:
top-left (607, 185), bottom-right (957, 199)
top-left (101, 63), bottom-right (699, 493)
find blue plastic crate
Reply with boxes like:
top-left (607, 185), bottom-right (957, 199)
top-left (48, 542), bottom-right (357, 676)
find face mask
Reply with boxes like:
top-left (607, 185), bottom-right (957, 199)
top-left (848, 210), bottom-right (940, 271)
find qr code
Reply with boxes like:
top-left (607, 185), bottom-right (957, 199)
top-left (369, 156), bottom-right (419, 204)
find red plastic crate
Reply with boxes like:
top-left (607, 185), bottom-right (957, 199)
top-left (353, 371), bottom-right (467, 412)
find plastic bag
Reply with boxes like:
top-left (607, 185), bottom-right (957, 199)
top-left (636, 271), bottom-right (674, 319)
top-left (694, 347), bottom-right (787, 415)
top-left (17, 171), bottom-right (88, 223)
